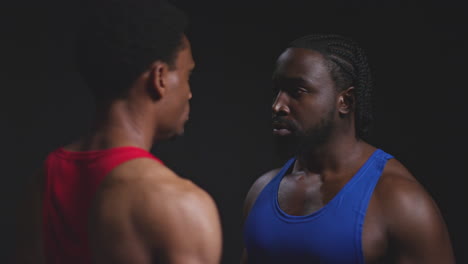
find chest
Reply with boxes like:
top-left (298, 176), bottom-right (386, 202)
top-left (275, 175), bottom-right (388, 263)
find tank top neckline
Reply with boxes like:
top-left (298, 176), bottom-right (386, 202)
top-left (273, 149), bottom-right (384, 222)
top-left (54, 146), bottom-right (151, 159)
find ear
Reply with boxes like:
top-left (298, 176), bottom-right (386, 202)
top-left (338, 86), bottom-right (355, 115)
top-left (147, 61), bottom-right (170, 100)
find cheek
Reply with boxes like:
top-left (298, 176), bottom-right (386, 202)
top-left (292, 99), bottom-right (316, 117)
top-left (172, 79), bottom-right (190, 115)
top-left (293, 99), bottom-right (332, 128)
top-left (171, 73), bottom-right (191, 97)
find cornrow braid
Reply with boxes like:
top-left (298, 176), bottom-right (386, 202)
top-left (289, 34), bottom-right (374, 140)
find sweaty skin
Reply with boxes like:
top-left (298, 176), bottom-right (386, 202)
top-left (13, 35), bottom-right (222, 264)
top-left (241, 48), bottom-right (454, 264)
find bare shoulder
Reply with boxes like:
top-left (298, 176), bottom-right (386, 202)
top-left (130, 160), bottom-right (222, 264)
top-left (373, 158), bottom-right (455, 263)
top-left (248, 168), bottom-right (281, 196)
top-left (374, 158), bottom-right (435, 216)
top-left (103, 157), bottom-right (218, 217)
top-left (95, 157), bottom-right (211, 205)
top-left (90, 158), bottom-right (222, 264)
top-left (243, 168), bottom-right (281, 219)
top-left (125, 158), bottom-right (219, 225)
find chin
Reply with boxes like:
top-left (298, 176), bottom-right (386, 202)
top-left (157, 130), bottom-right (181, 142)
top-left (169, 128), bottom-right (185, 140)
top-left (177, 126), bottom-right (185, 136)
top-left (273, 135), bottom-right (299, 160)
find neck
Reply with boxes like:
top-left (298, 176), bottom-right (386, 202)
top-left (77, 97), bottom-right (157, 151)
top-left (294, 131), bottom-right (369, 177)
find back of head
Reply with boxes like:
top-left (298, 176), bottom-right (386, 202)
top-left (289, 34), bottom-right (374, 140)
top-left (76, 0), bottom-right (188, 102)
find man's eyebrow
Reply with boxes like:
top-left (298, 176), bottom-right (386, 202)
top-left (274, 76), bottom-right (313, 86)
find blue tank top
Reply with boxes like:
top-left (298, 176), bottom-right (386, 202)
top-left (244, 149), bottom-right (393, 264)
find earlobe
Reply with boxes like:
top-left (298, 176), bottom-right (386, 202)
top-left (338, 86), bottom-right (355, 115)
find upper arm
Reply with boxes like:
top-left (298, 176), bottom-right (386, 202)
top-left (12, 168), bottom-right (45, 264)
top-left (135, 184), bottom-right (222, 264)
top-left (381, 175), bottom-right (454, 263)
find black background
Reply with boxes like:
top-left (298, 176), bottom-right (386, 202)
top-left (2, 0), bottom-right (467, 263)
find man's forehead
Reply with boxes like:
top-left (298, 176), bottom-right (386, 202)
top-left (182, 35), bottom-right (195, 67)
top-left (275, 48), bottom-right (328, 76)
top-left (186, 48), bottom-right (195, 69)
top-left (175, 38), bottom-right (195, 65)
top-left (277, 48), bottom-right (325, 66)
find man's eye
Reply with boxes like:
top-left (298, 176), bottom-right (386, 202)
top-left (288, 87), bottom-right (307, 97)
top-left (296, 88), bottom-right (308, 93)
top-left (272, 87), bottom-right (308, 98)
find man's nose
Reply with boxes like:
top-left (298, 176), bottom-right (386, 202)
top-left (272, 91), bottom-right (290, 116)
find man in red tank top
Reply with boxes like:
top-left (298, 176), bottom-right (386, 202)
top-left (13, 1), bottom-right (222, 263)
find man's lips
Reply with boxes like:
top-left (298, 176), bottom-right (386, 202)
top-left (273, 128), bottom-right (292, 136)
top-left (272, 122), bottom-right (293, 136)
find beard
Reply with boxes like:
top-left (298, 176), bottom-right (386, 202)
top-left (273, 109), bottom-right (335, 161)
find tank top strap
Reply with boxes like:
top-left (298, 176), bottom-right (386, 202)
top-left (96, 146), bottom-right (163, 177)
top-left (272, 157), bottom-right (296, 183)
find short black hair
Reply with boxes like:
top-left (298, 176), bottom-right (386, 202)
top-left (289, 34), bottom-right (374, 140)
top-left (76, 0), bottom-right (188, 101)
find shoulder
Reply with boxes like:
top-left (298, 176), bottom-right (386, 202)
top-left (374, 158), bottom-right (433, 217)
top-left (91, 159), bottom-right (222, 263)
top-left (98, 157), bottom-right (219, 226)
top-left (374, 158), bottom-right (441, 225)
top-left (131, 164), bottom-right (219, 224)
top-left (129, 165), bottom-right (222, 263)
top-left (372, 158), bottom-right (454, 262)
top-left (131, 174), bottom-right (220, 244)
top-left (242, 167), bottom-right (282, 219)
top-left (249, 168), bottom-right (281, 194)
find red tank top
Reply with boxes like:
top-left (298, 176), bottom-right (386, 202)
top-left (42, 146), bottom-right (162, 264)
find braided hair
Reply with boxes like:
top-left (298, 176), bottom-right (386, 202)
top-left (289, 34), bottom-right (374, 140)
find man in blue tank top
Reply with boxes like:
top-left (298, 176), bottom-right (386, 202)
top-left (241, 34), bottom-right (454, 264)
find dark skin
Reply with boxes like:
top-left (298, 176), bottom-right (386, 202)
top-left (241, 48), bottom-right (454, 264)
top-left (13, 35), bottom-right (222, 264)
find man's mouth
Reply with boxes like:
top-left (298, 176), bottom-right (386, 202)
top-left (272, 122), bottom-right (293, 136)
top-left (273, 128), bottom-right (292, 136)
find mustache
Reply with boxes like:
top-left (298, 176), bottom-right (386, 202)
top-left (271, 116), bottom-right (299, 131)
